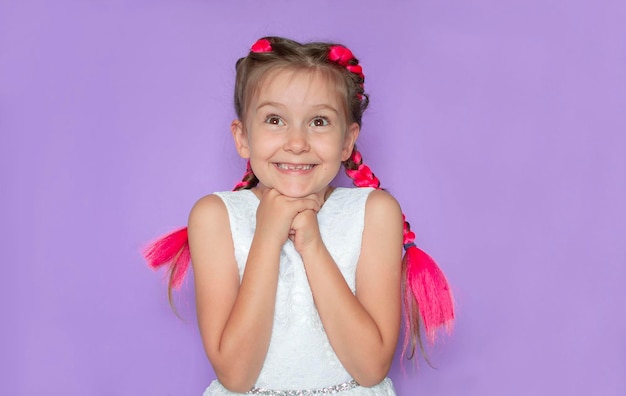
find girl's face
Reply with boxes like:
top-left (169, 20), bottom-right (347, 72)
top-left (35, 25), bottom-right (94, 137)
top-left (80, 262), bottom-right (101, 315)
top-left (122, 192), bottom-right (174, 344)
top-left (232, 68), bottom-right (359, 199)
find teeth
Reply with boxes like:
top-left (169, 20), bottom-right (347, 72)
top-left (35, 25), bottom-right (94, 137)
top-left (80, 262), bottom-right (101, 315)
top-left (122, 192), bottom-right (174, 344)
top-left (277, 163), bottom-right (314, 171)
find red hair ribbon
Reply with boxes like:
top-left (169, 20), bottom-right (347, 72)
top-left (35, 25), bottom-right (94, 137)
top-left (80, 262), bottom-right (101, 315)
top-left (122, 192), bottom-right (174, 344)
top-left (143, 227), bottom-right (190, 289)
top-left (402, 214), bottom-right (454, 346)
top-left (251, 38), bottom-right (272, 53)
top-left (346, 65), bottom-right (364, 80)
top-left (328, 45), bottom-right (354, 66)
top-left (329, 45), bottom-right (364, 100)
top-left (345, 163), bottom-right (379, 188)
top-left (345, 150), bottom-right (378, 188)
top-left (233, 160), bottom-right (254, 190)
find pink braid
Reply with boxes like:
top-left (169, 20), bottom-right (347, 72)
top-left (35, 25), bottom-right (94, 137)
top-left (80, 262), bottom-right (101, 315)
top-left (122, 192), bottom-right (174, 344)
top-left (328, 45), bottom-right (365, 99)
top-left (143, 227), bottom-right (190, 306)
top-left (344, 149), bottom-right (380, 188)
top-left (143, 227), bottom-right (190, 289)
top-left (144, 161), bottom-right (258, 302)
top-left (233, 160), bottom-right (259, 191)
top-left (344, 148), bottom-right (455, 360)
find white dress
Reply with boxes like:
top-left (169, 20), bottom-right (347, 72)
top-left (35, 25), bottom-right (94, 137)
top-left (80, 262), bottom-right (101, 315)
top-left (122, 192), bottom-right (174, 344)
top-left (203, 187), bottom-right (396, 396)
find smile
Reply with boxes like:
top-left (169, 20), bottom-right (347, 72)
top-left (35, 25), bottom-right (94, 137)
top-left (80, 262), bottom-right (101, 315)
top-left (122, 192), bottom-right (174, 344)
top-left (275, 163), bottom-right (315, 171)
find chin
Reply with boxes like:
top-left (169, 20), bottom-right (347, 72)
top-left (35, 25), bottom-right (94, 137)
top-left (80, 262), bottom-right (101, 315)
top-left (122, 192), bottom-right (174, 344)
top-left (274, 185), bottom-right (324, 198)
top-left (275, 189), bottom-right (312, 198)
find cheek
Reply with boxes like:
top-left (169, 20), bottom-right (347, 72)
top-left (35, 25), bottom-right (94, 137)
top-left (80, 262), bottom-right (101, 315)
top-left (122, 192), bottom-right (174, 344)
top-left (334, 136), bottom-right (352, 160)
top-left (247, 131), bottom-right (276, 153)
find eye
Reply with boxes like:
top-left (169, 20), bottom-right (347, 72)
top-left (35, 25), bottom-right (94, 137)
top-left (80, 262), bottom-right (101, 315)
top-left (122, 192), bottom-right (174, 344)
top-left (310, 116), bottom-right (330, 127)
top-left (265, 115), bottom-right (284, 126)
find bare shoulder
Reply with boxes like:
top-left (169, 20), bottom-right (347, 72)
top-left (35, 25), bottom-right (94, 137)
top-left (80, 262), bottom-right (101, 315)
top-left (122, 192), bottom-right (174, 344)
top-left (364, 189), bottom-right (403, 222)
top-left (359, 189), bottom-right (404, 273)
top-left (187, 194), bottom-right (233, 270)
top-left (359, 189), bottom-right (403, 274)
top-left (188, 194), bottom-right (228, 226)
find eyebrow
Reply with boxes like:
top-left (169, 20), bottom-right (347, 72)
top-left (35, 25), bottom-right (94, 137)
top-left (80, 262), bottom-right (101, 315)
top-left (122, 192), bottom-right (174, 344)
top-left (255, 101), bottom-right (340, 115)
top-left (310, 104), bottom-right (340, 115)
top-left (255, 101), bottom-right (285, 112)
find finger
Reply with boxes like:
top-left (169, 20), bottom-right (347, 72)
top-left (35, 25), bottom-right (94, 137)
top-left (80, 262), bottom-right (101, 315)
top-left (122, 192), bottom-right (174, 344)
top-left (300, 193), bottom-right (325, 207)
top-left (292, 198), bottom-right (321, 213)
top-left (290, 209), bottom-right (318, 230)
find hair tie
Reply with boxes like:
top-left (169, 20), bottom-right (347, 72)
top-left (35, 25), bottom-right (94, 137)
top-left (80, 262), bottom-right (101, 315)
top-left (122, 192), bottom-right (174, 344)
top-left (328, 45), bottom-right (354, 66)
top-left (346, 65), bottom-right (364, 80)
top-left (251, 38), bottom-right (272, 53)
top-left (402, 215), bottom-right (416, 245)
top-left (328, 45), bottom-right (365, 100)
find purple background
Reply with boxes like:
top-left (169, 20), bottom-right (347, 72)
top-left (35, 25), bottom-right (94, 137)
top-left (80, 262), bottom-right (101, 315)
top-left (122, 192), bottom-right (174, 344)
top-left (2, 0), bottom-right (625, 395)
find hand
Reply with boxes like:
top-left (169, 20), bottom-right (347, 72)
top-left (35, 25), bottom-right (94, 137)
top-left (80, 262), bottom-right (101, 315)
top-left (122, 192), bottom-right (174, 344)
top-left (289, 209), bottom-right (323, 254)
top-left (254, 188), bottom-right (322, 249)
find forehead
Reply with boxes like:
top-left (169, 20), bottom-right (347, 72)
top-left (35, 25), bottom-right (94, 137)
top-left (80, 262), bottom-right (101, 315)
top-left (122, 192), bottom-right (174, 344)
top-left (250, 67), bottom-right (347, 113)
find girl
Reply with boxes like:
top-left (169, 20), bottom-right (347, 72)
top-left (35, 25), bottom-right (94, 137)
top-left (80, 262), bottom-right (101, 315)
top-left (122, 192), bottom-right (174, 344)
top-left (145, 36), bottom-right (454, 396)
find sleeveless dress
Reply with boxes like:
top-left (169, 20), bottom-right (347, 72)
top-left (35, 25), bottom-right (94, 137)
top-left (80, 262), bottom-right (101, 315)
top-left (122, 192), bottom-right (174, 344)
top-left (203, 187), bottom-right (397, 396)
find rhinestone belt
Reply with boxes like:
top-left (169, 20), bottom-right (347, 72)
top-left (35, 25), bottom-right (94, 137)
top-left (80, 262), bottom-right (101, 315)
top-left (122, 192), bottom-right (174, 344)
top-left (247, 380), bottom-right (359, 395)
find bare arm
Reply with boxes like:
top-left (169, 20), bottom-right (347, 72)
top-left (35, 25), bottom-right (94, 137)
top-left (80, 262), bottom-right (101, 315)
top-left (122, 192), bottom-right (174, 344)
top-left (293, 189), bottom-right (403, 386)
top-left (189, 190), bottom-right (321, 392)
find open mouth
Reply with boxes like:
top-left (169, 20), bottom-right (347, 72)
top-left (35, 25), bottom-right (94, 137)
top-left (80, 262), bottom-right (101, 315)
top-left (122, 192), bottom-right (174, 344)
top-left (275, 163), bottom-right (315, 171)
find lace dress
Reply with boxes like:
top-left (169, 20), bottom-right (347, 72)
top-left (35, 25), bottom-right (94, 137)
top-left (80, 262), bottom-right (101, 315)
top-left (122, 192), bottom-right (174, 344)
top-left (203, 187), bottom-right (396, 396)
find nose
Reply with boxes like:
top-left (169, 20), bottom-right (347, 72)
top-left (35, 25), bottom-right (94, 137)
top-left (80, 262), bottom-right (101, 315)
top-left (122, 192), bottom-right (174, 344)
top-left (283, 125), bottom-right (310, 153)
